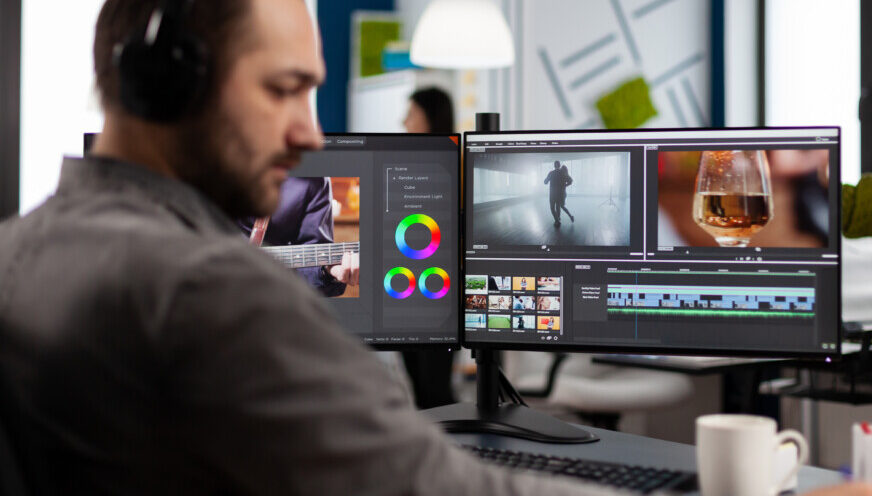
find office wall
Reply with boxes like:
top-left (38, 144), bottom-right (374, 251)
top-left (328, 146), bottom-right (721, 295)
top-left (394, 0), bottom-right (428, 40)
top-left (516, 0), bottom-right (711, 130)
top-left (396, 0), bottom-right (715, 132)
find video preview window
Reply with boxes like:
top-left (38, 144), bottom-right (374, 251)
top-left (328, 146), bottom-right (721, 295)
top-left (239, 176), bottom-right (361, 298)
top-left (472, 152), bottom-right (631, 247)
top-left (657, 149), bottom-right (829, 249)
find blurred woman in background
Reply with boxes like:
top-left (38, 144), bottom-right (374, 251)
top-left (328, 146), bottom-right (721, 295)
top-left (401, 87), bottom-right (457, 409)
top-left (403, 87), bottom-right (454, 134)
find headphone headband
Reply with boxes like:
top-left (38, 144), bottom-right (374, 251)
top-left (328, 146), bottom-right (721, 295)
top-left (114, 0), bottom-right (208, 122)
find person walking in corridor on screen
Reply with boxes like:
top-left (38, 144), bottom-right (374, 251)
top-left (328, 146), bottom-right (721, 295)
top-left (0, 1), bottom-right (865, 495)
top-left (559, 164), bottom-right (575, 223)
top-left (545, 160), bottom-right (574, 226)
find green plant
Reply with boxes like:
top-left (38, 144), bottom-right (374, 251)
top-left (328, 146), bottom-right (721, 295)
top-left (843, 174), bottom-right (872, 238)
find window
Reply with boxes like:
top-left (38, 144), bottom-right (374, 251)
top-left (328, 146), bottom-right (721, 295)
top-left (765, 0), bottom-right (861, 184)
top-left (19, 0), bottom-right (105, 214)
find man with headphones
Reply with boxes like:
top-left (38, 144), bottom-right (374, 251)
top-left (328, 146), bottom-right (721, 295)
top-left (0, 1), bottom-right (866, 495)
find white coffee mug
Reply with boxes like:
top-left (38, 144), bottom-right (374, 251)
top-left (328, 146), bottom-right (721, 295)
top-left (696, 414), bottom-right (808, 496)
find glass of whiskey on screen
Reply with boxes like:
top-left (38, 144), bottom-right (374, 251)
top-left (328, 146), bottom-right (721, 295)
top-left (692, 150), bottom-right (773, 247)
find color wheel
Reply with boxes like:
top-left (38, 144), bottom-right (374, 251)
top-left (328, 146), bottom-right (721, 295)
top-left (418, 267), bottom-right (450, 299)
top-left (395, 214), bottom-right (440, 259)
top-left (384, 267), bottom-right (416, 299)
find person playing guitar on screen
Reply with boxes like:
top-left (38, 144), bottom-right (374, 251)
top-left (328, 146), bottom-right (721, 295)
top-left (239, 177), bottom-right (359, 297)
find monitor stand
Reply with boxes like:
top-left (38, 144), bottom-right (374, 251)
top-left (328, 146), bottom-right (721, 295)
top-left (428, 112), bottom-right (597, 444)
top-left (423, 350), bottom-right (599, 444)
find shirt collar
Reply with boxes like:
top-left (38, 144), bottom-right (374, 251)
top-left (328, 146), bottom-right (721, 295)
top-left (55, 155), bottom-right (242, 236)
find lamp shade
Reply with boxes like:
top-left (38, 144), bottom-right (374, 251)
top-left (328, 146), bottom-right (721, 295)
top-left (410, 0), bottom-right (515, 69)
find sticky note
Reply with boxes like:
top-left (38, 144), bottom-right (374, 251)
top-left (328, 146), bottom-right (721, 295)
top-left (596, 77), bottom-right (658, 129)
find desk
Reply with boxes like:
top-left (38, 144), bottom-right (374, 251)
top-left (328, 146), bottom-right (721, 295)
top-left (450, 425), bottom-right (841, 494)
top-left (590, 354), bottom-right (827, 464)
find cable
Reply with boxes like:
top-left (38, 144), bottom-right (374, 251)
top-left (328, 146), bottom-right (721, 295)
top-left (498, 368), bottom-right (528, 407)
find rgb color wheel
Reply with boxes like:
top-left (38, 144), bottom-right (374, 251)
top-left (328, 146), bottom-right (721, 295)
top-left (384, 267), bottom-right (416, 299)
top-left (418, 267), bottom-right (450, 299)
top-left (395, 214), bottom-right (440, 259)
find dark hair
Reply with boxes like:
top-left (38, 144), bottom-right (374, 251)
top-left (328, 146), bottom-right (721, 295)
top-left (554, 160), bottom-right (560, 169)
top-left (93, 0), bottom-right (252, 111)
top-left (409, 87), bottom-right (455, 133)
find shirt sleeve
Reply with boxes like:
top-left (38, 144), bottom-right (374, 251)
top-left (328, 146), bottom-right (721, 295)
top-left (296, 178), bottom-right (334, 245)
top-left (158, 242), bottom-right (621, 496)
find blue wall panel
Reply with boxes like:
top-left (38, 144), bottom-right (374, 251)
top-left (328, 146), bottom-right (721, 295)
top-left (317, 0), bottom-right (395, 133)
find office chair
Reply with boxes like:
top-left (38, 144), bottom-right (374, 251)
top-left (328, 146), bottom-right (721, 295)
top-left (507, 352), bottom-right (693, 431)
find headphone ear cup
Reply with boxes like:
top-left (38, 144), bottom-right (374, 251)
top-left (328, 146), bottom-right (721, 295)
top-left (116, 33), bottom-right (208, 122)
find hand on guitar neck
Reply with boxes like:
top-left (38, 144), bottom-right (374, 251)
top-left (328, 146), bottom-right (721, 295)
top-left (327, 252), bottom-right (359, 287)
top-left (250, 217), bottom-right (360, 288)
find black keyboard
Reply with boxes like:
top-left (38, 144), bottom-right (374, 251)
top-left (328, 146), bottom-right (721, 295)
top-left (461, 445), bottom-right (697, 494)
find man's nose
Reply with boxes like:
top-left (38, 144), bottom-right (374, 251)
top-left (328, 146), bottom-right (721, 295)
top-left (286, 99), bottom-right (324, 151)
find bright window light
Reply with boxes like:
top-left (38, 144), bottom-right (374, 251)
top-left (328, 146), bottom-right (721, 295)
top-left (19, 1), bottom-right (320, 214)
top-left (765, 0), bottom-right (861, 185)
top-left (20, 0), bottom-right (106, 214)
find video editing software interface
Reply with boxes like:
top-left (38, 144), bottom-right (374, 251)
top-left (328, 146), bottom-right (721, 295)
top-left (243, 134), bottom-right (459, 347)
top-left (464, 128), bottom-right (840, 357)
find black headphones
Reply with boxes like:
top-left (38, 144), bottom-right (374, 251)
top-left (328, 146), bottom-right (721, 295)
top-left (113, 0), bottom-right (209, 122)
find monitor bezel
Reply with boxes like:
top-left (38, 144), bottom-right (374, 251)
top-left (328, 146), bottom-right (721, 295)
top-left (460, 126), bottom-right (842, 360)
top-left (320, 132), bottom-right (463, 352)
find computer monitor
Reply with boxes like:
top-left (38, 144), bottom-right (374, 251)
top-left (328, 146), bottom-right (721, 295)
top-left (240, 133), bottom-right (461, 349)
top-left (463, 127), bottom-right (840, 359)
top-left (85, 132), bottom-right (461, 349)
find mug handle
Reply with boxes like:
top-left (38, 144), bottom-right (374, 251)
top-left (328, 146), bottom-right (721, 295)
top-left (773, 429), bottom-right (809, 495)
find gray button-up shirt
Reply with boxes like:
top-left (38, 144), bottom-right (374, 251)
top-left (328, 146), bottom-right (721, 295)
top-left (0, 157), bottom-right (615, 495)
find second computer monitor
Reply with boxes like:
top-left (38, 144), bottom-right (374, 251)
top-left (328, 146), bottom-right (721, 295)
top-left (243, 133), bottom-right (460, 349)
top-left (463, 128), bottom-right (840, 358)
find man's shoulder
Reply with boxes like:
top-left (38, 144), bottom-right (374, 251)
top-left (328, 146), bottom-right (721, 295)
top-left (0, 196), bottom-right (322, 337)
top-left (0, 193), bottom-right (289, 289)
